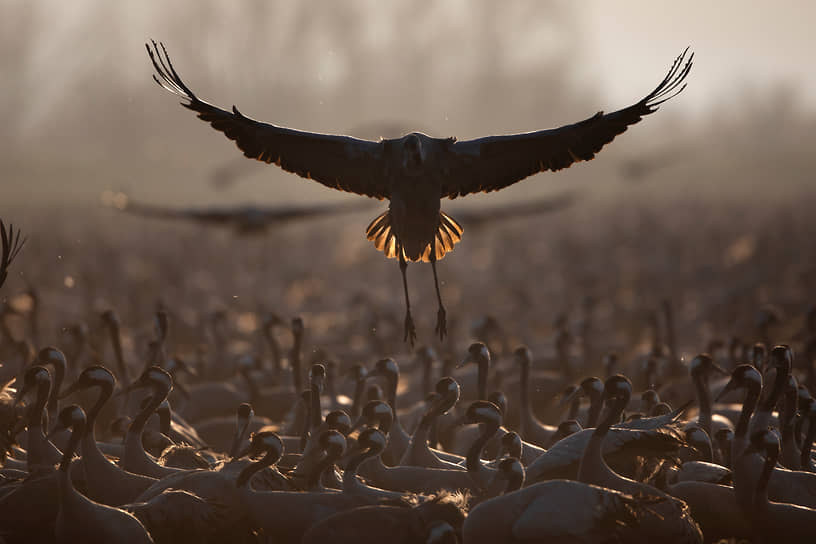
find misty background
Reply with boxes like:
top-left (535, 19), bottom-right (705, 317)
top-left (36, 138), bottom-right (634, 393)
top-left (3, 0), bottom-right (814, 209)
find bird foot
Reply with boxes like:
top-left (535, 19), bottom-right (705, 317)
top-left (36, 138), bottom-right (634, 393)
top-left (404, 313), bottom-right (417, 347)
top-left (435, 307), bottom-right (447, 341)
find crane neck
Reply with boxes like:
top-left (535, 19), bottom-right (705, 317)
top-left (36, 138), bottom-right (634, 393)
top-left (85, 380), bottom-right (114, 440)
top-left (466, 418), bottom-right (500, 473)
top-left (692, 369), bottom-right (713, 437)
top-left (578, 394), bottom-right (628, 484)
top-left (236, 449), bottom-right (279, 489)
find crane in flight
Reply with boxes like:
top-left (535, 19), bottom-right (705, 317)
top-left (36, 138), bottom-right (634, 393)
top-left (147, 41), bottom-right (692, 346)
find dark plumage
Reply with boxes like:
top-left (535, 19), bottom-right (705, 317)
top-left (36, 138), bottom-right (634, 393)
top-left (147, 41), bottom-right (692, 345)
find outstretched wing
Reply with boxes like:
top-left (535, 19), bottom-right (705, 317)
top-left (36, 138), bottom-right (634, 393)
top-left (147, 41), bottom-right (389, 200)
top-left (441, 49), bottom-right (693, 199)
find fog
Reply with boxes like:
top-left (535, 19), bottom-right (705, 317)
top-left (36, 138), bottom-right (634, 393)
top-left (3, 1), bottom-right (813, 210)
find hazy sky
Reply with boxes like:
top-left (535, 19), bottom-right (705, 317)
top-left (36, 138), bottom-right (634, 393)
top-left (578, 1), bottom-right (816, 115)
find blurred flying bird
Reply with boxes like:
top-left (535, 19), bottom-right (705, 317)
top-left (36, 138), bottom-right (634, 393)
top-left (147, 41), bottom-right (692, 346)
top-left (0, 219), bottom-right (26, 290)
top-left (102, 192), bottom-right (371, 236)
top-left (451, 192), bottom-right (578, 230)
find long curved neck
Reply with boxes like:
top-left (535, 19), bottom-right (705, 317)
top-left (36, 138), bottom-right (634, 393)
top-left (157, 405), bottom-right (171, 436)
top-left (343, 447), bottom-right (376, 487)
top-left (263, 326), bottom-right (282, 373)
top-left (466, 419), bottom-right (500, 473)
top-left (413, 396), bottom-right (450, 448)
top-left (30, 381), bottom-right (51, 431)
top-left (693, 370), bottom-right (712, 437)
top-left (108, 322), bottom-right (128, 385)
top-left (755, 450), bottom-right (777, 515)
top-left (477, 360), bottom-right (488, 401)
top-left (236, 451), bottom-right (277, 488)
top-left (60, 420), bottom-right (85, 473)
top-left (736, 386), bottom-right (760, 439)
top-left (230, 420), bottom-right (251, 460)
top-left (308, 449), bottom-right (339, 490)
top-left (587, 392), bottom-right (602, 427)
top-left (85, 381), bottom-right (114, 440)
top-left (309, 385), bottom-right (322, 430)
top-left (46, 364), bottom-right (65, 419)
top-left (291, 333), bottom-right (303, 392)
top-left (578, 396), bottom-right (627, 484)
top-left (422, 358), bottom-right (433, 398)
top-left (386, 374), bottom-right (399, 414)
top-left (760, 366), bottom-right (788, 413)
top-left (131, 390), bottom-right (166, 434)
top-left (351, 380), bottom-right (366, 419)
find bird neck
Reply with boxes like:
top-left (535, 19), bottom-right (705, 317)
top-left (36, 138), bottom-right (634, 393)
top-left (86, 381), bottom-right (114, 440)
top-left (59, 420), bottom-right (85, 473)
top-left (229, 420), bottom-right (251, 460)
top-left (504, 469), bottom-right (524, 494)
top-left (760, 366), bottom-right (788, 412)
top-left (108, 323), bottom-right (128, 386)
top-left (350, 380), bottom-right (366, 419)
top-left (754, 450), bottom-right (777, 515)
top-left (587, 391), bottom-right (603, 427)
top-left (236, 450), bottom-right (278, 489)
top-left (31, 380), bottom-right (51, 431)
top-left (693, 370), bottom-right (712, 437)
top-left (290, 334), bottom-right (303, 392)
top-left (46, 364), bottom-right (65, 420)
top-left (343, 447), bottom-right (376, 489)
top-left (477, 360), bottom-right (488, 401)
top-left (736, 386), bottom-right (760, 439)
top-left (263, 326), bottom-right (282, 373)
top-left (309, 386), bottom-right (322, 430)
top-left (131, 390), bottom-right (165, 433)
top-left (466, 419), bottom-right (500, 473)
top-left (578, 395), bottom-right (627, 484)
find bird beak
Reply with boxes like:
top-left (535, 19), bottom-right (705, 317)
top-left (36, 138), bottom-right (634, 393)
top-left (558, 387), bottom-right (581, 408)
top-left (456, 356), bottom-right (472, 370)
top-left (710, 363), bottom-right (729, 376)
top-left (714, 379), bottom-right (736, 403)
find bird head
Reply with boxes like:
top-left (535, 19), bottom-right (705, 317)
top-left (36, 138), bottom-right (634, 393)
top-left (458, 342), bottom-right (490, 370)
top-left (60, 365), bottom-right (115, 399)
top-left (715, 364), bottom-right (762, 402)
top-left (401, 133), bottom-right (425, 169)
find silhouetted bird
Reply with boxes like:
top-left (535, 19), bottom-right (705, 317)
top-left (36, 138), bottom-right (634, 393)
top-left (451, 192), bottom-right (578, 230)
top-left (0, 219), bottom-right (26, 290)
top-left (147, 41), bottom-right (692, 346)
top-left (105, 193), bottom-right (371, 236)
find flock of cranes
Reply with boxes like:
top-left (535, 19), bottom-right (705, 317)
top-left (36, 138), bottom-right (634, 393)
top-left (3, 37), bottom-right (815, 544)
top-left (2, 276), bottom-right (816, 543)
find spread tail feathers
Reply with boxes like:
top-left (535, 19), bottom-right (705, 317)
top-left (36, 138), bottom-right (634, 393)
top-left (366, 211), bottom-right (463, 263)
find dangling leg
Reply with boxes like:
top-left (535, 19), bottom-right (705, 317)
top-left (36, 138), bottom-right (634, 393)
top-left (398, 245), bottom-right (417, 346)
top-left (430, 252), bottom-right (447, 341)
